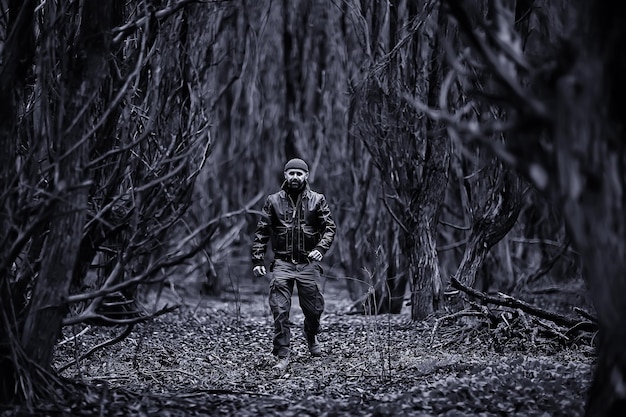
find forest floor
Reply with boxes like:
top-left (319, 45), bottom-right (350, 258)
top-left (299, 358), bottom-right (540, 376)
top-left (11, 273), bottom-right (596, 417)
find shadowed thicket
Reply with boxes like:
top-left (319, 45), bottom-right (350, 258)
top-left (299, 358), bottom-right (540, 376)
top-left (424, 1), bottom-right (626, 415)
top-left (0, 0), bottom-right (217, 404)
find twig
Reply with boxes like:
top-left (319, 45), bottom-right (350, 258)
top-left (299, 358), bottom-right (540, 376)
top-left (57, 325), bottom-right (135, 373)
top-left (64, 301), bottom-right (179, 326)
top-left (565, 321), bottom-right (597, 337)
top-left (429, 310), bottom-right (485, 345)
top-left (141, 368), bottom-right (202, 380)
top-left (112, 0), bottom-right (200, 44)
top-left (532, 318), bottom-right (570, 341)
top-left (174, 388), bottom-right (276, 398)
top-left (57, 325), bottom-right (91, 346)
top-left (573, 307), bottom-right (598, 323)
top-left (379, 194), bottom-right (410, 234)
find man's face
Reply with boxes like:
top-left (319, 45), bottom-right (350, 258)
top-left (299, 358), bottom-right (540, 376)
top-left (284, 169), bottom-right (308, 189)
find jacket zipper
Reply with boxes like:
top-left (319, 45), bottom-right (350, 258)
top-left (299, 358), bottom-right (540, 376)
top-left (288, 193), bottom-right (301, 263)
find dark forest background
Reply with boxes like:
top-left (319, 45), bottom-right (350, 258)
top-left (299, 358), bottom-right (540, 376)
top-left (1, 1), bottom-right (625, 416)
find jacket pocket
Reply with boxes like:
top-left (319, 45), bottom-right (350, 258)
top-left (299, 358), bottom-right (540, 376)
top-left (272, 228), bottom-right (289, 252)
top-left (301, 226), bottom-right (320, 252)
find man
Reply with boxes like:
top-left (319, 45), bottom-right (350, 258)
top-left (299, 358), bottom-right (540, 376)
top-left (252, 158), bottom-right (336, 370)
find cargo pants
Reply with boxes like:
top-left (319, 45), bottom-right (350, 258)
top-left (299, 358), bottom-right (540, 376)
top-left (269, 259), bottom-right (325, 358)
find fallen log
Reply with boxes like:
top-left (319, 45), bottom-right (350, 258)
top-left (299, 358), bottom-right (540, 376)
top-left (449, 277), bottom-right (597, 334)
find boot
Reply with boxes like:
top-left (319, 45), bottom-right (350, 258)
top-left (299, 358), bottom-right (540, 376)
top-left (273, 355), bottom-right (290, 370)
top-left (307, 335), bottom-right (322, 357)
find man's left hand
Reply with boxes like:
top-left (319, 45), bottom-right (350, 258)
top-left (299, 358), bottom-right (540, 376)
top-left (308, 249), bottom-right (323, 262)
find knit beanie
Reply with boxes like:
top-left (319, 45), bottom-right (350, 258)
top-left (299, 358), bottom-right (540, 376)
top-left (284, 158), bottom-right (309, 172)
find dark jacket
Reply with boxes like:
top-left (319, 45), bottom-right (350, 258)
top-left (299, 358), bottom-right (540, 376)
top-left (252, 183), bottom-right (336, 266)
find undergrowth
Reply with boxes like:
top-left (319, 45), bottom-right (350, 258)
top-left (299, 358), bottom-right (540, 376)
top-left (28, 277), bottom-right (596, 417)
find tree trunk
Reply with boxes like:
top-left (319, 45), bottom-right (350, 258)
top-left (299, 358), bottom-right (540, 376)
top-left (20, 183), bottom-right (88, 367)
top-left (563, 6), bottom-right (626, 415)
top-left (18, 0), bottom-right (114, 378)
top-left (455, 166), bottom-right (522, 289)
top-left (409, 136), bottom-right (450, 319)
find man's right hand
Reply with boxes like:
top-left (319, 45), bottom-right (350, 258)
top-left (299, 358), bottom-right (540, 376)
top-left (253, 265), bottom-right (266, 277)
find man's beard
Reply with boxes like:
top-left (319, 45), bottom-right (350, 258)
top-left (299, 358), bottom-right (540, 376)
top-left (288, 179), bottom-right (304, 189)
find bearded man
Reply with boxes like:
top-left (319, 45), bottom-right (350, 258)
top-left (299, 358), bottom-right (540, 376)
top-left (252, 158), bottom-right (337, 370)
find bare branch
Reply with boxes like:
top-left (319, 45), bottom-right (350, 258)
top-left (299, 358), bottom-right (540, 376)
top-left (64, 193), bottom-right (263, 310)
top-left (450, 277), bottom-right (595, 332)
top-left (379, 194), bottom-right (410, 235)
top-left (112, 0), bottom-right (216, 44)
top-left (55, 325), bottom-right (134, 373)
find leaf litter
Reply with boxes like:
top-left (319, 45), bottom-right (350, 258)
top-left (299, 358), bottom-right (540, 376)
top-left (33, 279), bottom-right (595, 416)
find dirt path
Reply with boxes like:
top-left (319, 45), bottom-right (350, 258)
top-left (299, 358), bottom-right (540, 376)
top-left (50, 276), bottom-right (594, 416)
